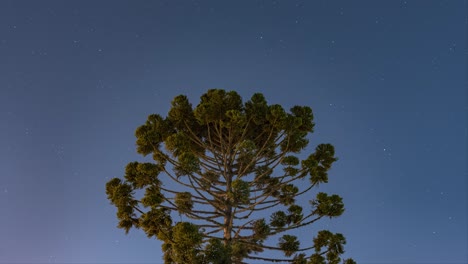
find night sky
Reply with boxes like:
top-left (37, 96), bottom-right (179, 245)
top-left (1, 1), bottom-right (466, 263)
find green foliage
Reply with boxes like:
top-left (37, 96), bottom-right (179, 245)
top-left (174, 152), bottom-right (200, 177)
top-left (343, 259), bottom-right (357, 264)
top-left (252, 218), bottom-right (270, 240)
top-left (135, 114), bottom-right (170, 156)
top-left (194, 89), bottom-right (243, 124)
top-left (105, 178), bottom-right (138, 234)
top-left (172, 222), bottom-right (203, 263)
top-left (301, 143), bottom-right (338, 186)
top-left (270, 210), bottom-right (288, 228)
top-left (174, 192), bottom-right (193, 214)
top-left (203, 239), bottom-right (229, 264)
top-left (105, 89), bottom-right (355, 263)
top-left (168, 95), bottom-right (197, 131)
top-left (200, 170), bottom-right (220, 188)
top-left (311, 193), bottom-right (345, 218)
top-left (254, 165), bottom-right (273, 188)
top-left (140, 208), bottom-right (172, 240)
top-left (165, 132), bottom-right (193, 157)
top-left (279, 235), bottom-right (300, 257)
top-left (312, 230), bottom-right (347, 264)
top-left (310, 253), bottom-right (326, 264)
top-left (141, 185), bottom-right (164, 208)
top-left (287, 204), bottom-right (303, 224)
top-left (230, 241), bottom-right (250, 261)
top-left (230, 179), bottom-right (250, 204)
top-left (292, 253), bottom-right (308, 264)
top-left (276, 183), bottom-right (299, 205)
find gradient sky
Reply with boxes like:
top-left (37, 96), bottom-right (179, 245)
top-left (0, 0), bottom-right (466, 263)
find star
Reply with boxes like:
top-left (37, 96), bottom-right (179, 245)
top-left (448, 43), bottom-right (456, 52)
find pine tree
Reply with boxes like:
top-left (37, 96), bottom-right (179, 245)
top-left (106, 89), bottom-right (356, 263)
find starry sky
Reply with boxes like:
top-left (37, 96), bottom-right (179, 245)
top-left (0, 0), bottom-right (466, 263)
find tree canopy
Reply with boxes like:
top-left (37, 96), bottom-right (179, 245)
top-left (106, 89), bottom-right (356, 263)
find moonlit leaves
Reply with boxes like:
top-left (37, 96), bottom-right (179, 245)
top-left (224, 109), bottom-right (247, 128)
top-left (267, 104), bottom-right (287, 125)
top-left (122, 162), bottom-right (165, 208)
top-left (230, 179), bottom-right (250, 205)
top-left (175, 192), bottom-right (193, 214)
top-left (282, 155), bottom-right (300, 176)
top-left (302, 144), bottom-right (338, 185)
top-left (269, 205), bottom-right (303, 228)
top-left (312, 230), bottom-right (349, 264)
top-left (174, 152), bottom-right (200, 177)
top-left (105, 178), bottom-right (138, 234)
top-left (254, 165), bottom-right (273, 188)
top-left (291, 253), bottom-right (308, 264)
top-left (141, 185), bottom-right (164, 208)
top-left (237, 139), bottom-right (256, 157)
top-left (244, 93), bottom-right (268, 125)
top-left (314, 144), bottom-right (338, 170)
top-left (287, 205), bottom-right (303, 224)
top-left (135, 114), bottom-right (171, 156)
top-left (168, 95), bottom-right (197, 130)
top-left (281, 155), bottom-right (300, 166)
top-left (311, 192), bottom-right (344, 218)
top-left (279, 234), bottom-right (300, 257)
top-left (194, 89), bottom-right (243, 124)
top-left (236, 140), bottom-right (257, 172)
top-left (270, 211), bottom-right (288, 228)
top-left (124, 162), bottom-right (162, 189)
top-left (203, 239), bottom-right (229, 263)
top-left (231, 241), bottom-right (250, 261)
top-left (200, 170), bottom-right (220, 188)
top-left (165, 132), bottom-right (193, 157)
top-left (290, 105), bottom-right (315, 132)
top-left (172, 222), bottom-right (203, 263)
top-left (280, 106), bottom-right (315, 153)
top-left (140, 208), bottom-right (172, 240)
top-left (252, 219), bottom-right (271, 241)
top-left (275, 184), bottom-right (299, 205)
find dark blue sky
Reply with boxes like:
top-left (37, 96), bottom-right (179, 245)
top-left (0, 0), bottom-right (466, 263)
